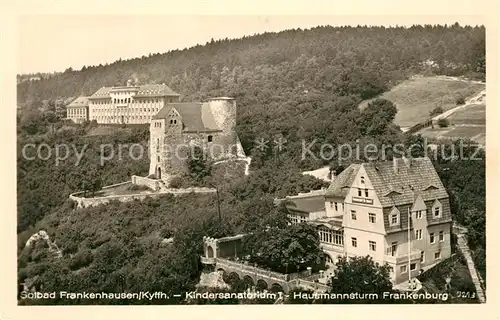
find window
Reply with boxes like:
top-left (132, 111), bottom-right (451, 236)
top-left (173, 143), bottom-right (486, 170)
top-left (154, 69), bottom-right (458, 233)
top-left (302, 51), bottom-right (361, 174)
top-left (358, 188), bottom-right (362, 197)
top-left (329, 201), bottom-right (334, 208)
top-left (410, 263), bottom-right (417, 271)
top-left (391, 214), bottom-right (399, 226)
top-left (420, 251), bottom-right (425, 263)
top-left (434, 251), bottom-right (441, 260)
top-left (318, 227), bottom-right (344, 246)
top-left (360, 176), bottom-right (365, 184)
top-left (157, 156), bottom-right (160, 162)
top-left (416, 210), bottom-right (423, 219)
top-left (365, 189), bottom-right (369, 197)
top-left (334, 202), bottom-right (338, 211)
top-left (390, 241), bottom-right (398, 256)
top-left (400, 265), bottom-right (407, 273)
top-left (351, 237), bottom-right (357, 247)
top-left (430, 233), bottom-right (435, 244)
top-left (208, 135), bottom-right (213, 142)
top-left (416, 229), bottom-right (422, 240)
top-left (434, 207), bottom-right (441, 217)
top-left (369, 213), bottom-right (376, 223)
top-left (173, 119), bottom-right (177, 124)
top-left (439, 231), bottom-right (444, 242)
top-left (288, 214), bottom-right (299, 224)
top-left (351, 210), bottom-right (357, 220)
top-left (369, 241), bottom-right (376, 251)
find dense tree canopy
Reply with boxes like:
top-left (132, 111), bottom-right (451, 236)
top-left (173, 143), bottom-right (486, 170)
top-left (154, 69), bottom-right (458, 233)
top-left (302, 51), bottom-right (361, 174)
top-left (241, 223), bottom-right (323, 273)
top-left (327, 256), bottom-right (394, 303)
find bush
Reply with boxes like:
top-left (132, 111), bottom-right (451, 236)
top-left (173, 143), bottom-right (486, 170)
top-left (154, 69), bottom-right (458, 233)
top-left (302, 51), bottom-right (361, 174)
top-left (169, 176), bottom-right (182, 188)
top-left (437, 118), bottom-right (450, 128)
top-left (127, 184), bottom-right (151, 191)
top-left (456, 97), bottom-right (466, 105)
top-left (62, 241), bottom-right (79, 255)
top-left (429, 106), bottom-right (444, 117)
top-left (69, 249), bottom-right (93, 270)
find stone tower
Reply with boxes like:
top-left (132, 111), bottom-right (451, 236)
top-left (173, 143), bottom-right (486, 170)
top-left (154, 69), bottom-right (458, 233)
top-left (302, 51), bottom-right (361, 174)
top-left (207, 97), bottom-right (237, 157)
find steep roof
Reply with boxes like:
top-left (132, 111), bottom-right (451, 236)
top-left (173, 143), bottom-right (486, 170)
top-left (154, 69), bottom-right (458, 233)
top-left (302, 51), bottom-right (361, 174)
top-left (363, 157), bottom-right (448, 208)
top-left (67, 96), bottom-right (89, 108)
top-left (153, 102), bottom-right (221, 132)
top-left (89, 84), bottom-right (179, 99)
top-left (325, 164), bottom-right (361, 199)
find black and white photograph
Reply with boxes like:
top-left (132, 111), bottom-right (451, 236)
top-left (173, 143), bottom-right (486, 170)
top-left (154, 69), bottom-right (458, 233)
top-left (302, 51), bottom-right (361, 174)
top-left (2, 0), bottom-right (497, 315)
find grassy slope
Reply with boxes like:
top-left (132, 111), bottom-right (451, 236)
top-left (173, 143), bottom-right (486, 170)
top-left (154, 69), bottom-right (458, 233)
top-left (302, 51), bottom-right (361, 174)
top-left (359, 77), bottom-right (485, 127)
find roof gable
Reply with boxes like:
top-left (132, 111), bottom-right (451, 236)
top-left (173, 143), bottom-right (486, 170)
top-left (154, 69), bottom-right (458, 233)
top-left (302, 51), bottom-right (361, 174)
top-left (325, 164), bottom-right (361, 199)
top-left (411, 194), bottom-right (427, 212)
top-left (431, 199), bottom-right (442, 209)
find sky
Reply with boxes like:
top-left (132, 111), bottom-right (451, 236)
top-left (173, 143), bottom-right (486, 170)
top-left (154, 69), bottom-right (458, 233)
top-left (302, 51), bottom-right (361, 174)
top-left (17, 15), bottom-right (481, 74)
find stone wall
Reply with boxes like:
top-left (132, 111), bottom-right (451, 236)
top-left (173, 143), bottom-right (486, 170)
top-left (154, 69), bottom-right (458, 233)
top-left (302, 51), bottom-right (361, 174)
top-left (69, 185), bottom-right (216, 209)
top-left (131, 175), bottom-right (160, 191)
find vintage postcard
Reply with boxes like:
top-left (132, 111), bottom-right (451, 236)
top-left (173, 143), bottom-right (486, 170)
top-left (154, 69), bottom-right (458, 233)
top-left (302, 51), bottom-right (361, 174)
top-left (2, 0), bottom-right (498, 319)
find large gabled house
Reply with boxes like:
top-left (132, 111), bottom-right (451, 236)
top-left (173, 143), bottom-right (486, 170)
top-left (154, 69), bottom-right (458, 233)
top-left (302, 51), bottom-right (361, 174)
top-left (277, 157), bottom-right (452, 284)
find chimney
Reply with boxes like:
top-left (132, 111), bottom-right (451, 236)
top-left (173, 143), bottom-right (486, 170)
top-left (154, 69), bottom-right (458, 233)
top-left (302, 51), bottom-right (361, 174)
top-left (393, 157), bottom-right (398, 174)
top-left (329, 168), bottom-right (336, 181)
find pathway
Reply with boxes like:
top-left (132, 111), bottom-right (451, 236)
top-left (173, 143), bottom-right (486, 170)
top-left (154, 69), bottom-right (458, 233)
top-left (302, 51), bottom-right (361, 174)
top-left (213, 156), bottom-right (252, 176)
top-left (432, 89), bottom-right (486, 121)
top-left (454, 223), bottom-right (486, 303)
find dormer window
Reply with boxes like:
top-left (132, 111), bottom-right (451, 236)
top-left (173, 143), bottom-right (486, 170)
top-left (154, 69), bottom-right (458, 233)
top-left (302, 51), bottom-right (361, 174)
top-left (434, 207), bottom-right (441, 217)
top-left (208, 135), bottom-right (213, 142)
top-left (432, 200), bottom-right (442, 218)
top-left (389, 207), bottom-right (400, 226)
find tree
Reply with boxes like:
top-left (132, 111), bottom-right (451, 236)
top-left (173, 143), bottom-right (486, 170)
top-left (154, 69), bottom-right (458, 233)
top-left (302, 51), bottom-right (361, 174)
top-left (327, 256), bottom-right (394, 303)
top-left (456, 97), bottom-right (466, 105)
top-left (79, 166), bottom-right (103, 197)
top-left (358, 98), bottom-right (398, 136)
top-left (429, 106), bottom-right (444, 117)
top-left (186, 146), bottom-right (211, 183)
top-left (241, 223), bottom-right (322, 273)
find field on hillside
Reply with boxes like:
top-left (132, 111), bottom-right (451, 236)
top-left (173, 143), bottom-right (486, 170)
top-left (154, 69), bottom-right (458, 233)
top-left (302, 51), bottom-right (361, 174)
top-left (359, 77), bottom-right (485, 128)
top-left (419, 103), bottom-right (486, 145)
top-left (448, 104), bottom-right (486, 125)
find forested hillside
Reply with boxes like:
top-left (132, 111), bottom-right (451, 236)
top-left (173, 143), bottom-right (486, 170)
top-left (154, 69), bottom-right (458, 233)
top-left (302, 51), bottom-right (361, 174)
top-left (18, 24), bottom-right (485, 167)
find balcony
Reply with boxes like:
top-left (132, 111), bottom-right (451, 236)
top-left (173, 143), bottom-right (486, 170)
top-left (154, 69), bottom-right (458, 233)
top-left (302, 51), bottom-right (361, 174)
top-left (200, 256), bottom-right (216, 265)
top-left (384, 250), bottom-right (421, 265)
top-left (320, 242), bottom-right (344, 254)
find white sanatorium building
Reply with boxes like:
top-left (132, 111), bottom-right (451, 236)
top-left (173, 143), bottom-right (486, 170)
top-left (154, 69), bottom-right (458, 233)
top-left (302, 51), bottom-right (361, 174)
top-left (66, 80), bottom-right (180, 124)
top-left (277, 157), bottom-right (452, 284)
